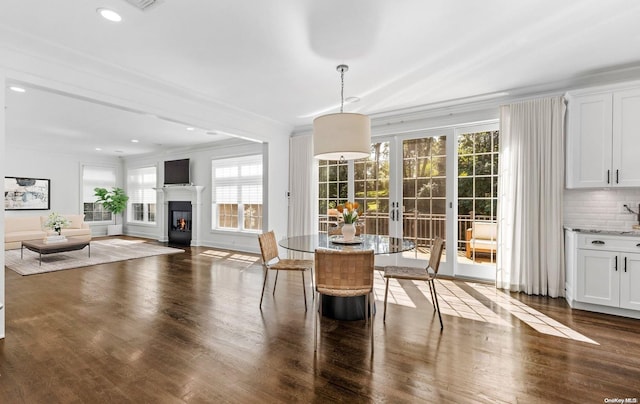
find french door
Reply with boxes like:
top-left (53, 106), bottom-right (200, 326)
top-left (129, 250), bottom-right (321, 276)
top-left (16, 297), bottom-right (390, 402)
top-left (318, 122), bottom-right (499, 280)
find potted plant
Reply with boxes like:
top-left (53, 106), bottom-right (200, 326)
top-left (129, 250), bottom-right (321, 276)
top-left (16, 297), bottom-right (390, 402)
top-left (94, 187), bottom-right (129, 236)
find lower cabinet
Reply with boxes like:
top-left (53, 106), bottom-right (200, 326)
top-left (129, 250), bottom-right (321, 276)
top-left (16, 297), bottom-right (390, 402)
top-left (620, 253), bottom-right (640, 310)
top-left (577, 249), bottom-right (640, 310)
top-left (566, 230), bottom-right (640, 317)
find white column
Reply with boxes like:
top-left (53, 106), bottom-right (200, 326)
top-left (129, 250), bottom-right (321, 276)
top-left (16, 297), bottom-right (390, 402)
top-left (0, 72), bottom-right (6, 339)
top-left (191, 186), bottom-right (204, 247)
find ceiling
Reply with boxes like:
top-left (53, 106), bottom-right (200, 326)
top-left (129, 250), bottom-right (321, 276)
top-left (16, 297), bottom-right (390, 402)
top-left (3, 0), bottom-right (640, 156)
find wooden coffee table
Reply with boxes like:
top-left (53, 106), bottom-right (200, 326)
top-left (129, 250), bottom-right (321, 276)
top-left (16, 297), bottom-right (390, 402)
top-left (21, 237), bottom-right (91, 266)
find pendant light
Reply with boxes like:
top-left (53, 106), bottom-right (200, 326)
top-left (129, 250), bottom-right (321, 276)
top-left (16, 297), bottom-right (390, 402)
top-left (313, 65), bottom-right (371, 160)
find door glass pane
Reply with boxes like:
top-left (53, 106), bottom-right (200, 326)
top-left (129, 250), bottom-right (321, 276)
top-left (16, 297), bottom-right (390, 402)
top-left (354, 142), bottom-right (390, 236)
top-left (318, 159), bottom-right (348, 232)
top-left (402, 136), bottom-right (447, 262)
top-left (457, 130), bottom-right (499, 266)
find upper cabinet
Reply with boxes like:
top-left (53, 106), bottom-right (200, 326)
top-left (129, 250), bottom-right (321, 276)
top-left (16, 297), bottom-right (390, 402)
top-left (566, 86), bottom-right (640, 188)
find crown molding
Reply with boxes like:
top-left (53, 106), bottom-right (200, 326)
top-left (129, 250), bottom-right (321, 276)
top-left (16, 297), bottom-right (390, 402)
top-left (0, 25), bottom-right (292, 141)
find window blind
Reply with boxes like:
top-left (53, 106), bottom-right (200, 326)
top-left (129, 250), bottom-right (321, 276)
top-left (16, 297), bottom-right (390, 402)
top-left (83, 165), bottom-right (117, 203)
top-left (128, 166), bottom-right (157, 204)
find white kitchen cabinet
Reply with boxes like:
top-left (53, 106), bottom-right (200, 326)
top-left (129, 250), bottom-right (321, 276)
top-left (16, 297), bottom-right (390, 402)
top-left (620, 252), bottom-right (640, 310)
top-left (612, 88), bottom-right (640, 187)
top-left (566, 85), bottom-right (640, 188)
top-left (565, 229), bottom-right (640, 318)
top-left (576, 249), bottom-right (619, 307)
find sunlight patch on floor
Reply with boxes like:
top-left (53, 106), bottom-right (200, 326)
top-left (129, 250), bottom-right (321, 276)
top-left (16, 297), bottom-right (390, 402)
top-left (371, 272), bottom-right (598, 344)
top-left (200, 249), bottom-right (232, 258)
top-left (467, 283), bottom-right (599, 345)
top-left (373, 271), bottom-right (416, 308)
top-left (415, 279), bottom-right (511, 327)
top-left (228, 253), bottom-right (260, 265)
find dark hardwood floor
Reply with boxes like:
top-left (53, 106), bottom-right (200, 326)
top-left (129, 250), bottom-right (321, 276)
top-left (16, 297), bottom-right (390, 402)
top-left (2, 237), bottom-right (639, 403)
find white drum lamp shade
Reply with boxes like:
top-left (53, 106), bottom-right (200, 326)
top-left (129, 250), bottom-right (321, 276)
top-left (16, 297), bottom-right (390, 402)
top-left (313, 112), bottom-right (371, 160)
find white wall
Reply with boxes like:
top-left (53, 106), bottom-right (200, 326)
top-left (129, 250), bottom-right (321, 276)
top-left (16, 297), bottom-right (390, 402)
top-left (564, 188), bottom-right (640, 231)
top-left (124, 138), bottom-right (287, 254)
top-left (3, 146), bottom-right (121, 236)
top-left (3, 147), bottom-right (121, 217)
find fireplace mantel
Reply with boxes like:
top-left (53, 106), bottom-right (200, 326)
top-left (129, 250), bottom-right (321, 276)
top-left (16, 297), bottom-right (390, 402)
top-left (154, 185), bottom-right (205, 193)
top-left (155, 185), bottom-right (205, 245)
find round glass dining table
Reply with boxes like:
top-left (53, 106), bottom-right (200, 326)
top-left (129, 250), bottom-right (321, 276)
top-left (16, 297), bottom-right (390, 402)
top-left (279, 233), bottom-right (415, 320)
top-left (278, 233), bottom-right (415, 255)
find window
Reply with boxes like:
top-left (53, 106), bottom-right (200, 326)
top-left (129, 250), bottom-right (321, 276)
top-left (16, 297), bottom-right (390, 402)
top-left (212, 155), bottom-right (263, 232)
top-left (318, 159), bottom-right (348, 232)
top-left (457, 130), bottom-right (499, 264)
top-left (403, 136), bottom-right (447, 248)
top-left (354, 142), bottom-right (390, 236)
top-left (127, 166), bottom-right (157, 224)
top-left (82, 165), bottom-right (116, 222)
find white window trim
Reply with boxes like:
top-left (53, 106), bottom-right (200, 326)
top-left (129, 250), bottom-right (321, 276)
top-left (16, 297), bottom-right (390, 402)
top-left (127, 165), bottom-right (158, 225)
top-left (81, 163), bottom-right (118, 224)
top-left (211, 154), bottom-right (263, 233)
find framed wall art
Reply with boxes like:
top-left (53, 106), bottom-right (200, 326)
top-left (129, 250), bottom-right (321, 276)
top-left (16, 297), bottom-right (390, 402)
top-left (4, 177), bottom-right (51, 210)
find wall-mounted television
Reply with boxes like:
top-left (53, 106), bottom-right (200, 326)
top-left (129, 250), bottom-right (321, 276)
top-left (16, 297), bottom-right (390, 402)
top-left (164, 158), bottom-right (191, 185)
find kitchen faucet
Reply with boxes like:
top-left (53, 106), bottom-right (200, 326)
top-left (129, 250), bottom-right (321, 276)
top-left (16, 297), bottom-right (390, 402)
top-left (623, 203), bottom-right (640, 225)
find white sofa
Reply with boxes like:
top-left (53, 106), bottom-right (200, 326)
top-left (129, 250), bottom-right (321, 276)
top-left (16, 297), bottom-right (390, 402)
top-left (4, 214), bottom-right (91, 250)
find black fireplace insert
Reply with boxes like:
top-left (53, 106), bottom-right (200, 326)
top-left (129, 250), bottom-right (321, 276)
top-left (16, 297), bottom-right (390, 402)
top-left (168, 201), bottom-right (192, 245)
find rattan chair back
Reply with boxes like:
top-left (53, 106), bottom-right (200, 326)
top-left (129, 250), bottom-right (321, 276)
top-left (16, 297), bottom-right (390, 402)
top-left (428, 237), bottom-right (445, 275)
top-left (314, 249), bottom-right (374, 297)
top-left (258, 230), bottom-right (279, 264)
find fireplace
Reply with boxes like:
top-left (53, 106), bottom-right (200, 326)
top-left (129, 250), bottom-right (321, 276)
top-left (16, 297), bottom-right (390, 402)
top-left (168, 201), bottom-right (192, 245)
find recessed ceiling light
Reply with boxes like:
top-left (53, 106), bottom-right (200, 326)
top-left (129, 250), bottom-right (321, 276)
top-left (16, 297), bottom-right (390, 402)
top-left (9, 86), bottom-right (26, 93)
top-left (97, 8), bottom-right (122, 22)
top-left (95, 147), bottom-right (102, 151)
top-left (186, 127), bottom-right (195, 131)
top-left (131, 139), bottom-right (139, 143)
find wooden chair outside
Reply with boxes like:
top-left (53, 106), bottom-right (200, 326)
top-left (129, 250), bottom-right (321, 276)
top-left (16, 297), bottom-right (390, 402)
top-left (465, 222), bottom-right (497, 259)
top-left (314, 248), bottom-right (375, 354)
top-left (258, 231), bottom-right (313, 311)
top-left (382, 237), bottom-right (445, 330)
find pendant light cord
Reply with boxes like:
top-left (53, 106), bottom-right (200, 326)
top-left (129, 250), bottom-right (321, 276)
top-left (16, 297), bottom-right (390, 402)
top-left (340, 67), bottom-right (345, 113)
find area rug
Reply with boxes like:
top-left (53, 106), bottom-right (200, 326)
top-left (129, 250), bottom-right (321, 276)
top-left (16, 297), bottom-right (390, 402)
top-left (5, 238), bottom-right (184, 276)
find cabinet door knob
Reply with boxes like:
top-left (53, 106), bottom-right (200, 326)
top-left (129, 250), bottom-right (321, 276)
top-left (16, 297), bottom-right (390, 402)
top-left (591, 240), bottom-right (605, 245)
top-left (624, 256), bottom-right (627, 273)
top-left (636, 243), bottom-right (640, 247)
top-left (607, 170), bottom-right (611, 184)
top-left (615, 256), bottom-right (618, 271)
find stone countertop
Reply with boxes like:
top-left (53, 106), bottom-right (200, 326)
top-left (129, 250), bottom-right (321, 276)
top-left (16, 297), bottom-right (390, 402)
top-left (564, 226), bottom-right (640, 237)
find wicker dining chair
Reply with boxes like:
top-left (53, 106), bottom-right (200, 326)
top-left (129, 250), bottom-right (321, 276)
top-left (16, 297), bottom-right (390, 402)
top-left (258, 231), bottom-right (313, 311)
top-left (314, 248), bottom-right (375, 354)
top-left (382, 237), bottom-right (445, 330)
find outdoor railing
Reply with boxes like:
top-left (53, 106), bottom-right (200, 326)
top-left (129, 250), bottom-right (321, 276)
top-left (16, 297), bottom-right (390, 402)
top-left (319, 212), bottom-right (496, 251)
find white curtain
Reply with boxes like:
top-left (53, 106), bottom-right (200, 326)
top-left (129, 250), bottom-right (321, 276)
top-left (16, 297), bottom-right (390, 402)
top-left (288, 135), bottom-right (318, 237)
top-left (497, 96), bottom-right (566, 297)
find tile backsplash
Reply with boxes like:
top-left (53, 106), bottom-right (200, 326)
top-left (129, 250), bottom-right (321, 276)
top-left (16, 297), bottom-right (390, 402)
top-left (564, 188), bottom-right (640, 230)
